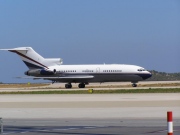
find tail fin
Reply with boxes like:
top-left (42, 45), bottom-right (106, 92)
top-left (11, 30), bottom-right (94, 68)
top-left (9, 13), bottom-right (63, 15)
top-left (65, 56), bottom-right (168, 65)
top-left (1, 47), bottom-right (63, 69)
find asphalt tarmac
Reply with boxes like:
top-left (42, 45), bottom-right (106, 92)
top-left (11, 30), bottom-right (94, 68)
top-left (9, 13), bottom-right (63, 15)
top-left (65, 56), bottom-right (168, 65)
top-left (2, 119), bottom-right (180, 135)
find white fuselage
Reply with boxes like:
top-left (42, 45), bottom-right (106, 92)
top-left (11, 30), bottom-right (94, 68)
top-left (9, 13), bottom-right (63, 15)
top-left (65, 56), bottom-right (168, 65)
top-left (46, 64), bottom-right (151, 83)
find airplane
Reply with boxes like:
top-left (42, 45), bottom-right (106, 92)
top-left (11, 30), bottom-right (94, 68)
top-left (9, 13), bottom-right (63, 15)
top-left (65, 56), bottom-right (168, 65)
top-left (1, 47), bottom-right (152, 88)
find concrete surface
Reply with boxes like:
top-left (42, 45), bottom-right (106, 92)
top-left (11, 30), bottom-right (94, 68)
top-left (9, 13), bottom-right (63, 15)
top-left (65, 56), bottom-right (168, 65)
top-left (0, 94), bottom-right (179, 118)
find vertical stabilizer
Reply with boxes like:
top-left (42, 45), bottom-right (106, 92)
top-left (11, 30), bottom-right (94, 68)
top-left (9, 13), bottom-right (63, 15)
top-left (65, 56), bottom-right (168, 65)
top-left (1, 47), bottom-right (48, 69)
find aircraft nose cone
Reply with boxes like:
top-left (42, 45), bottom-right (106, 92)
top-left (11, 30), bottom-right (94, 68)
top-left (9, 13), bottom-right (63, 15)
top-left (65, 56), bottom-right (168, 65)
top-left (143, 72), bottom-right (152, 80)
top-left (147, 73), bottom-right (152, 78)
top-left (140, 72), bottom-right (152, 80)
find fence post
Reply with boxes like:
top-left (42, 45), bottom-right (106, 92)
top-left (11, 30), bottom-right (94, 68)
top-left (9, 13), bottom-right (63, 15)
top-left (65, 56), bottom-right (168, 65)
top-left (167, 111), bottom-right (173, 135)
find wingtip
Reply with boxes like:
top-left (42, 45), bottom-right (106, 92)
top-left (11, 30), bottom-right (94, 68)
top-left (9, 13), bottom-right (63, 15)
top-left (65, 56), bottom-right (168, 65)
top-left (0, 49), bottom-right (11, 51)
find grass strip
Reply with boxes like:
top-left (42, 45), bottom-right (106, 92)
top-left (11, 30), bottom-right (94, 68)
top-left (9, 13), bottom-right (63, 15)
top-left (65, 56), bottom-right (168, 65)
top-left (0, 88), bottom-right (180, 94)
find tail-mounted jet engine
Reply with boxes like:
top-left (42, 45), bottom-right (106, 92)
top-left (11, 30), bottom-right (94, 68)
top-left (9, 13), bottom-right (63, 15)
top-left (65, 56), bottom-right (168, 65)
top-left (25, 69), bottom-right (56, 76)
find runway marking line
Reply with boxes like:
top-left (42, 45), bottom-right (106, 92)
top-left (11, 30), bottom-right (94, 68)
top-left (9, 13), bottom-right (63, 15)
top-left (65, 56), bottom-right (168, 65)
top-left (147, 129), bottom-right (179, 133)
top-left (2, 126), bottom-right (103, 134)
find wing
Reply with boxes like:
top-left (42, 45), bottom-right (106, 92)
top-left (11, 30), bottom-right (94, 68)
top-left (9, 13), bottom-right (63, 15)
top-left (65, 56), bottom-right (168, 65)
top-left (16, 75), bottom-right (94, 82)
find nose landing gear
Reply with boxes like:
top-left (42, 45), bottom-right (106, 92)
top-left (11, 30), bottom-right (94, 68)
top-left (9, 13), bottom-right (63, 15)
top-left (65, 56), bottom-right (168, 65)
top-left (132, 83), bottom-right (137, 87)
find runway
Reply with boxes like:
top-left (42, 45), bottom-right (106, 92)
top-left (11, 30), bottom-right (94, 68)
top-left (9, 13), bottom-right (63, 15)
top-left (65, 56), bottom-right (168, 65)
top-left (47, 81), bottom-right (180, 88)
top-left (0, 81), bottom-right (180, 92)
top-left (0, 93), bottom-right (180, 134)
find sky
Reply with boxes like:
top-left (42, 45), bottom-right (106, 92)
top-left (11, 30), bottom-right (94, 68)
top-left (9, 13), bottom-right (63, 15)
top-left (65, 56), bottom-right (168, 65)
top-left (0, 0), bottom-right (180, 83)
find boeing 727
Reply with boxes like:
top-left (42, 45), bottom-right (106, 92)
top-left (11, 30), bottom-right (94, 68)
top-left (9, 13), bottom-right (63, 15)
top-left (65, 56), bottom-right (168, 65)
top-left (1, 47), bottom-right (152, 88)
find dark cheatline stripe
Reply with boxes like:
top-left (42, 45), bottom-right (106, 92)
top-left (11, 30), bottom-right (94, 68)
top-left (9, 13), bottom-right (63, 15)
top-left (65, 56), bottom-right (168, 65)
top-left (10, 50), bottom-right (48, 69)
top-left (23, 61), bottom-right (43, 69)
top-left (136, 73), bottom-right (152, 80)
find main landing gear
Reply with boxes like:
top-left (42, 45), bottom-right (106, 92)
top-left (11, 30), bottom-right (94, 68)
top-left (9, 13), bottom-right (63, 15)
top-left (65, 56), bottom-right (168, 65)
top-left (65, 83), bottom-right (86, 89)
top-left (78, 83), bottom-right (85, 88)
top-left (65, 83), bottom-right (72, 89)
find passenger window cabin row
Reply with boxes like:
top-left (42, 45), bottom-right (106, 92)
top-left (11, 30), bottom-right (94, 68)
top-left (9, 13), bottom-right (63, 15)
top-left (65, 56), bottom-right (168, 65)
top-left (103, 70), bottom-right (122, 72)
top-left (59, 70), bottom-right (76, 72)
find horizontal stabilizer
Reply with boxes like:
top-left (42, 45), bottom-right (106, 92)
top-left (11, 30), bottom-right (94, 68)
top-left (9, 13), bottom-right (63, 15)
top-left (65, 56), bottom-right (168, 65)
top-left (0, 48), bottom-right (28, 51)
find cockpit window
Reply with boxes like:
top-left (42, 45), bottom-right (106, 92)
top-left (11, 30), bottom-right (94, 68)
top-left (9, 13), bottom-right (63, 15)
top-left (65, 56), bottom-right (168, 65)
top-left (138, 68), bottom-right (146, 71)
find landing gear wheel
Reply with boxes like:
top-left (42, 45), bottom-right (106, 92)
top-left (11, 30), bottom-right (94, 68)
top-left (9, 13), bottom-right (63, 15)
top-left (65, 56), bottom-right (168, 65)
top-left (65, 83), bottom-right (72, 89)
top-left (132, 83), bottom-right (137, 87)
top-left (78, 83), bottom-right (85, 88)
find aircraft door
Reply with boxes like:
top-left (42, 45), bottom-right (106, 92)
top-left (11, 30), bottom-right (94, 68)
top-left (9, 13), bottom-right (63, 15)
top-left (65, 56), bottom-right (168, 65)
top-left (96, 67), bottom-right (100, 73)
